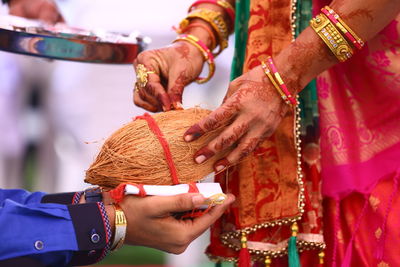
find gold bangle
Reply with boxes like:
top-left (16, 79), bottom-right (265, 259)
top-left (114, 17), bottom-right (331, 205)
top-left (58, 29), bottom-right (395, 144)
top-left (261, 61), bottom-right (292, 106)
top-left (310, 13), bottom-right (353, 62)
top-left (111, 204), bottom-right (127, 252)
top-left (180, 8), bottom-right (229, 56)
top-left (173, 35), bottom-right (216, 84)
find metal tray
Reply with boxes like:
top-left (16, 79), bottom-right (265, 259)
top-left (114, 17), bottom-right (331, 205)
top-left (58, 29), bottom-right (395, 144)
top-left (0, 15), bottom-right (149, 64)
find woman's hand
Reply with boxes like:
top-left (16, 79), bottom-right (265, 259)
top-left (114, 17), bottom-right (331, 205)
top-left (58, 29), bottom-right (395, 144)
top-left (183, 65), bottom-right (290, 171)
top-left (119, 193), bottom-right (235, 254)
top-left (8, 0), bottom-right (64, 25)
top-left (133, 41), bottom-right (205, 112)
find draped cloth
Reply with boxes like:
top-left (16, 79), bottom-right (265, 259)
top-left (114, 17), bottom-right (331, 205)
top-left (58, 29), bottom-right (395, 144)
top-left (314, 0), bottom-right (400, 266)
top-left (206, 0), bottom-right (324, 265)
top-left (206, 0), bottom-right (400, 266)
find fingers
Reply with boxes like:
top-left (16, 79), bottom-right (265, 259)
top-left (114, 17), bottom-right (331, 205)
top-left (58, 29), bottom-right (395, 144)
top-left (133, 90), bottom-right (159, 112)
top-left (133, 59), bottom-right (172, 111)
top-left (214, 128), bottom-right (265, 171)
top-left (146, 193), bottom-right (206, 217)
top-left (192, 118), bottom-right (249, 164)
top-left (183, 104), bottom-right (235, 142)
top-left (38, 3), bottom-right (63, 25)
top-left (167, 69), bottom-right (192, 110)
top-left (187, 194), bottom-right (235, 238)
top-left (134, 81), bottom-right (171, 112)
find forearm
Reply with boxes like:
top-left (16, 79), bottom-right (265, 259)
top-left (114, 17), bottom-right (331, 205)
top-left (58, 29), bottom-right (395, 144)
top-left (0, 190), bottom-right (112, 266)
top-left (274, 0), bottom-right (400, 93)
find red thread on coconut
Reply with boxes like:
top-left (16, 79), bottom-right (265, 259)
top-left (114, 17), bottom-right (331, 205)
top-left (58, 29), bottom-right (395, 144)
top-left (135, 113), bottom-right (180, 185)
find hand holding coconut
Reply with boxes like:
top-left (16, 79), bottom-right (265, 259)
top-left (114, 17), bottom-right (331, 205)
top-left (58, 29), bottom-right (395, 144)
top-left (113, 193), bottom-right (235, 254)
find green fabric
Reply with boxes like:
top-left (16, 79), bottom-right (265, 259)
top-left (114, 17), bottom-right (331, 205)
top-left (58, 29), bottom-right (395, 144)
top-left (296, 0), bottom-right (319, 131)
top-left (222, 1), bottom-right (318, 266)
top-left (288, 236), bottom-right (301, 267)
top-left (230, 0), bottom-right (250, 80)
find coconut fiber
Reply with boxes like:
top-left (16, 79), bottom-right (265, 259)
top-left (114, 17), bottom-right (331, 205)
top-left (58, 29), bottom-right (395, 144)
top-left (85, 108), bottom-right (229, 188)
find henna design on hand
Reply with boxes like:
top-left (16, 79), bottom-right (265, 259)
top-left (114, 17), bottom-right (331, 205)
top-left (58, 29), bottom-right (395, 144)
top-left (174, 42), bottom-right (191, 60)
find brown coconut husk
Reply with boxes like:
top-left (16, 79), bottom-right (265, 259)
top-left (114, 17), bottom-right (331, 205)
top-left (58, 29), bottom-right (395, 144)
top-left (85, 108), bottom-right (229, 188)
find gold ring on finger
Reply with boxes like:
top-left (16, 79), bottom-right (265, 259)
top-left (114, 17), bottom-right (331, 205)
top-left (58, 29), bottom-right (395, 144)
top-left (135, 64), bottom-right (155, 88)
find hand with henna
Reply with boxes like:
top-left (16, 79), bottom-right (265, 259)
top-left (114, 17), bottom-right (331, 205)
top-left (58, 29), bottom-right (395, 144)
top-left (8, 0), bottom-right (65, 25)
top-left (103, 193), bottom-right (235, 254)
top-left (183, 65), bottom-right (291, 172)
top-left (133, 41), bottom-right (205, 112)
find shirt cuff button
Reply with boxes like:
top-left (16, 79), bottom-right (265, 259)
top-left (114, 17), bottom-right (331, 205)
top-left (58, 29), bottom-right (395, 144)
top-left (91, 232), bottom-right (101, 244)
top-left (34, 240), bottom-right (44, 250)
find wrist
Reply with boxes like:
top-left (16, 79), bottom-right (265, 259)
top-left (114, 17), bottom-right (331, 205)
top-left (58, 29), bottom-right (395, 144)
top-left (273, 27), bottom-right (338, 94)
top-left (182, 19), bottom-right (216, 50)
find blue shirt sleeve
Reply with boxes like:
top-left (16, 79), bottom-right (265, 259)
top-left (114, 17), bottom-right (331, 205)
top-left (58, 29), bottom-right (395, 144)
top-left (0, 189), bottom-right (76, 266)
top-left (0, 188), bottom-right (46, 204)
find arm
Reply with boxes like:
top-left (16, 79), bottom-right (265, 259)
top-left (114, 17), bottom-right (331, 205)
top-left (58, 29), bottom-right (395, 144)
top-left (275, 0), bottom-right (400, 94)
top-left (0, 188), bottom-right (234, 265)
top-left (0, 188), bottom-right (45, 204)
top-left (184, 0), bottom-right (400, 169)
top-left (0, 199), bottom-right (110, 266)
top-left (133, 0), bottom-right (235, 111)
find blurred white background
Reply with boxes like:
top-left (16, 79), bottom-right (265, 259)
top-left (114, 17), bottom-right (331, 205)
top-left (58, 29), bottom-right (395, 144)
top-left (0, 1), bottom-right (234, 266)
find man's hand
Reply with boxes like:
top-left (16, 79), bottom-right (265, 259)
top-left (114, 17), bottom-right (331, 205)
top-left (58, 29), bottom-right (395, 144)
top-left (8, 0), bottom-right (64, 25)
top-left (119, 193), bottom-right (235, 254)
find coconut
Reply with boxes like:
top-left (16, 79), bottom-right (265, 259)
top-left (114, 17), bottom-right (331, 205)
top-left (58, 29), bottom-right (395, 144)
top-left (85, 108), bottom-right (228, 188)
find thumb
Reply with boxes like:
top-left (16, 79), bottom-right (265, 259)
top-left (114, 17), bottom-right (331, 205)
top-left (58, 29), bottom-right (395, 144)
top-left (148, 193), bottom-right (206, 217)
top-left (167, 71), bottom-right (190, 110)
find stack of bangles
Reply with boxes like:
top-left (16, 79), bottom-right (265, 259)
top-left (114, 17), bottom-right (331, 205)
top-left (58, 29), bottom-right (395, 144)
top-left (261, 57), bottom-right (298, 107)
top-left (172, 0), bottom-right (234, 83)
top-left (173, 34), bottom-right (215, 84)
top-left (310, 6), bottom-right (365, 62)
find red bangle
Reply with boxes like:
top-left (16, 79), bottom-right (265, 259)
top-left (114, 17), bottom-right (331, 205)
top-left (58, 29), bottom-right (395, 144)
top-left (188, 0), bottom-right (235, 30)
top-left (321, 6), bottom-right (364, 50)
top-left (180, 22), bottom-right (217, 50)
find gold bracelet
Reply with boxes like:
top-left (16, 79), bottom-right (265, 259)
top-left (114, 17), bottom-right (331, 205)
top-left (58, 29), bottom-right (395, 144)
top-left (173, 34), bottom-right (216, 84)
top-left (111, 203), bottom-right (127, 252)
top-left (180, 8), bottom-right (228, 56)
top-left (310, 13), bottom-right (353, 62)
top-left (261, 61), bottom-right (292, 106)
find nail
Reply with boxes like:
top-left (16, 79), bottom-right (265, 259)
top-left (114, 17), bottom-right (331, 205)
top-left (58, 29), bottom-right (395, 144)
top-left (214, 159), bottom-right (230, 172)
top-left (215, 165), bottom-right (225, 172)
top-left (192, 195), bottom-right (205, 208)
top-left (174, 102), bottom-right (184, 110)
top-left (184, 135), bottom-right (193, 142)
top-left (183, 124), bottom-right (204, 142)
top-left (195, 155), bottom-right (207, 164)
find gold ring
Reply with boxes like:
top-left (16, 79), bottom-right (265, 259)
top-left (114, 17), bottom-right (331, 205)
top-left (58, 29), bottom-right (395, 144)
top-left (135, 64), bottom-right (155, 88)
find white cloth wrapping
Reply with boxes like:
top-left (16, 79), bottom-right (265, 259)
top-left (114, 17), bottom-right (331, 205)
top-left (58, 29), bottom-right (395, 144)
top-left (124, 183), bottom-right (226, 203)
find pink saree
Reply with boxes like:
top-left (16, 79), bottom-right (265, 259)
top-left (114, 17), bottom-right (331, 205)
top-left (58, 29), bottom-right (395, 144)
top-left (316, 0), bottom-right (400, 265)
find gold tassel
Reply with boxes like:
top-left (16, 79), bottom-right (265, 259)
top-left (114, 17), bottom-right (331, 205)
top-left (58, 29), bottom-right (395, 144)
top-left (265, 255), bottom-right (272, 267)
top-left (318, 250), bottom-right (325, 265)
